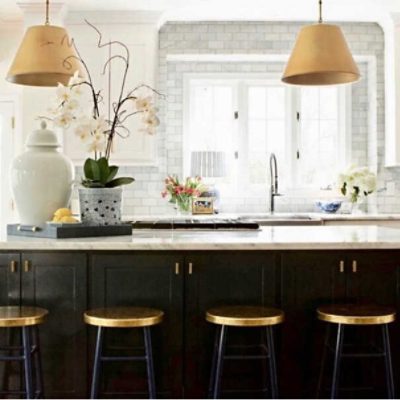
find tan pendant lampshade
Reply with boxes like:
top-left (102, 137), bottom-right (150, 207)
top-left (282, 1), bottom-right (360, 85)
top-left (6, 1), bottom-right (83, 87)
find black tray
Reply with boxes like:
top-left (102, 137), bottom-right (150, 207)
top-left (7, 223), bottom-right (132, 239)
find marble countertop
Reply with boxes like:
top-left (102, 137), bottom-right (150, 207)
top-left (124, 212), bottom-right (400, 222)
top-left (4, 225), bottom-right (400, 251)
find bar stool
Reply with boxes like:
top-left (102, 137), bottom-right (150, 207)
top-left (206, 305), bottom-right (284, 399)
top-left (84, 306), bottom-right (164, 399)
top-left (0, 306), bottom-right (48, 399)
top-left (317, 304), bottom-right (396, 399)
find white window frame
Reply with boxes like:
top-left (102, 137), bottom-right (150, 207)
top-left (183, 72), bottom-right (351, 194)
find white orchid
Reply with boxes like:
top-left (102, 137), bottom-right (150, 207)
top-left (56, 83), bottom-right (74, 103)
top-left (135, 96), bottom-right (153, 111)
top-left (53, 112), bottom-right (74, 129)
top-left (141, 112), bottom-right (160, 135)
top-left (87, 132), bottom-right (106, 153)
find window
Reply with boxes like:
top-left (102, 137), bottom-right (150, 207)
top-left (184, 74), bottom-right (349, 197)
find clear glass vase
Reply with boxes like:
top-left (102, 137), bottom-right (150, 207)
top-left (174, 197), bottom-right (192, 216)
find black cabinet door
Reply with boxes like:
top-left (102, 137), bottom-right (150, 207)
top-left (345, 250), bottom-right (400, 306)
top-left (89, 252), bottom-right (184, 399)
top-left (21, 252), bottom-right (87, 399)
top-left (184, 251), bottom-right (279, 399)
top-left (280, 251), bottom-right (346, 398)
top-left (0, 253), bottom-right (20, 306)
top-left (345, 251), bottom-right (400, 396)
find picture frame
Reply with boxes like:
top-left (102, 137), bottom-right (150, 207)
top-left (192, 197), bottom-right (214, 215)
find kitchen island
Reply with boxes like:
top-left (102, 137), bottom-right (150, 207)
top-left (2, 225), bottom-right (400, 398)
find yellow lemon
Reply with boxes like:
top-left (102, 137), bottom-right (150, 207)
top-left (54, 208), bottom-right (72, 218)
top-left (60, 216), bottom-right (79, 223)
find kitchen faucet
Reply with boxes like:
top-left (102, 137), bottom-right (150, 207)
top-left (269, 153), bottom-right (282, 213)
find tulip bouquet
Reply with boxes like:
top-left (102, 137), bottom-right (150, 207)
top-left (338, 166), bottom-right (377, 204)
top-left (162, 176), bottom-right (206, 213)
top-left (47, 20), bottom-right (162, 188)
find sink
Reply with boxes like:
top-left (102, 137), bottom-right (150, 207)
top-left (238, 214), bottom-right (322, 225)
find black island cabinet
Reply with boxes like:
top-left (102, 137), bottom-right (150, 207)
top-left (0, 249), bottom-right (398, 398)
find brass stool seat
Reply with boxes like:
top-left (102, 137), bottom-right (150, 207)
top-left (0, 306), bottom-right (48, 327)
top-left (84, 306), bottom-right (164, 328)
top-left (317, 304), bottom-right (396, 325)
top-left (206, 305), bottom-right (284, 327)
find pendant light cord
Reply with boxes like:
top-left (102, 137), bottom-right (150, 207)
top-left (45, 0), bottom-right (50, 25)
top-left (318, 0), bottom-right (323, 23)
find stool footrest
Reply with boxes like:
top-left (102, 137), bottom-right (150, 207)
top-left (101, 355), bottom-right (147, 362)
top-left (224, 354), bottom-right (270, 360)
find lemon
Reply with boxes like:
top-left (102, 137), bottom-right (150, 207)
top-left (54, 208), bottom-right (72, 218)
top-left (59, 216), bottom-right (79, 223)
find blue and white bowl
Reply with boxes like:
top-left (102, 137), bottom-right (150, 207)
top-left (315, 200), bottom-right (343, 214)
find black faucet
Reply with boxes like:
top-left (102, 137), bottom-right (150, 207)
top-left (269, 153), bottom-right (283, 213)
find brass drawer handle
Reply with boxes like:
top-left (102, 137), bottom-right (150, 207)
top-left (339, 260), bottom-right (345, 273)
top-left (175, 262), bottom-right (180, 275)
top-left (188, 262), bottom-right (193, 275)
top-left (352, 260), bottom-right (357, 273)
top-left (24, 260), bottom-right (30, 273)
top-left (10, 260), bottom-right (17, 273)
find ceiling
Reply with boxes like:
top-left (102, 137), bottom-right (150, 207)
top-left (1, 0), bottom-right (400, 25)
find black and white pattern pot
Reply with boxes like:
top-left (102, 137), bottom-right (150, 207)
top-left (78, 187), bottom-right (122, 226)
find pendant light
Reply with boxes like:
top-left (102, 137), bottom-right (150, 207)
top-left (6, 0), bottom-right (83, 87)
top-left (282, 0), bottom-right (360, 85)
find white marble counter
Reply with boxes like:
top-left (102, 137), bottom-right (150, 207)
top-left (4, 225), bottom-right (400, 251)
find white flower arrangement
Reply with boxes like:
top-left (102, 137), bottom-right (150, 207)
top-left (337, 166), bottom-right (377, 204)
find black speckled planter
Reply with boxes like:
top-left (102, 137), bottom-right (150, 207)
top-left (78, 187), bottom-right (122, 226)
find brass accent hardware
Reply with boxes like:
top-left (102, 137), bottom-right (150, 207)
top-left (352, 260), bottom-right (357, 273)
top-left (23, 260), bottom-right (30, 273)
top-left (84, 307), bottom-right (164, 328)
top-left (0, 306), bottom-right (48, 328)
top-left (339, 260), bottom-right (345, 273)
top-left (188, 262), bottom-right (193, 275)
top-left (175, 262), bottom-right (180, 275)
top-left (10, 260), bottom-right (17, 273)
top-left (206, 305), bottom-right (285, 327)
top-left (317, 304), bottom-right (396, 325)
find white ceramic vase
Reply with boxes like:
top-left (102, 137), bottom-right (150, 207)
top-left (10, 121), bottom-right (74, 226)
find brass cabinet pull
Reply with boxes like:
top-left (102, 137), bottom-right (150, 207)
top-left (24, 260), bottom-right (30, 273)
top-left (10, 260), bottom-right (17, 273)
top-left (188, 262), bottom-right (193, 275)
top-left (175, 262), bottom-right (180, 275)
top-left (339, 260), bottom-right (345, 273)
top-left (352, 260), bottom-right (357, 273)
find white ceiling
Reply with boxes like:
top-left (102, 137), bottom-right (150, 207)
top-left (1, 0), bottom-right (400, 24)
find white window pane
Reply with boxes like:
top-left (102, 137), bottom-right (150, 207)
top-left (248, 120), bottom-right (267, 151)
top-left (267, 88), bottom-right (285, 119)
top-left (248, 87), bottom-right (266, 119)
top-left (320, 87), bottom-right (338, 119)
top-left (301, 87), bottom-right (320, 119)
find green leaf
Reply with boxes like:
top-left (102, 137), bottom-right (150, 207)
top-left (106, 177), bottom-right (135, 188)
top-left (81, 179), bottom-right (105, 188)
top-left (84, 158), bottom-right (100, 181)
top-left (106, 166), bottom-right (119, 183)
top-left (97, 157), bottom-right (110, 184)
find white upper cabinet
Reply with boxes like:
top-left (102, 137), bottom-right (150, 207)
top-left (64, 13), bottom-right (159, 165)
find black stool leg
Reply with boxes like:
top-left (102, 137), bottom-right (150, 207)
top-left (208, 325), bottom-right (221, 399)
top-left (382, 324), bottom-right (395, 399)
top-left (32, 326), bottom-right (44, 399)
top-left (144, 327), bottom-right (156, 399)
top-left (317, 324), bottom-right (331, 398)
top-left (90, 326), bottom-right (104, 399)
top-left (330, 324), bottom-right (344, 399)
top-left (22, 327), bottom-right (34, 400)
top-left (266, 326), bottom-right (278, 399)
top-left (212, 325), bottom-right (227, 399)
